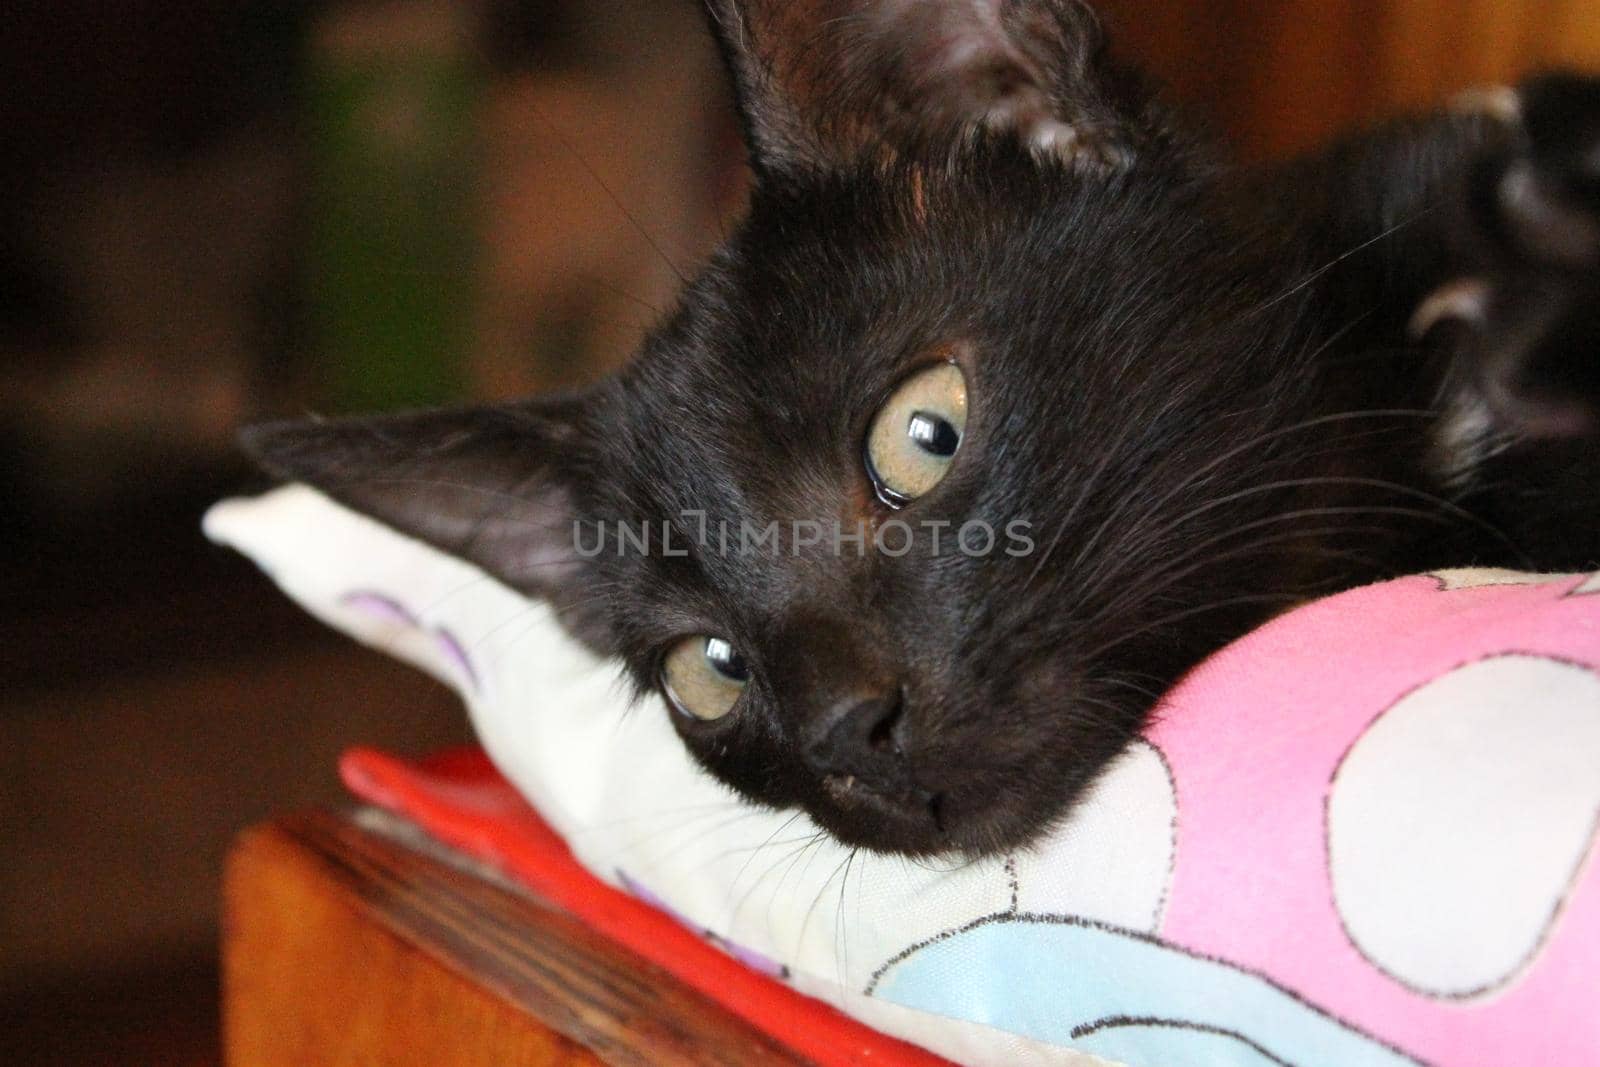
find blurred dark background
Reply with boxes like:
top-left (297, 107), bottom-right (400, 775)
top-left (2, 1), bottom-right (1596, 1063)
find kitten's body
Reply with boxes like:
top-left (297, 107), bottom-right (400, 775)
top-left (248, 2), bottom-right (1600, 858)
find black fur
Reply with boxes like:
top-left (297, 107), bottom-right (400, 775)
top-left (244, 2), bottom-right (1600, 858)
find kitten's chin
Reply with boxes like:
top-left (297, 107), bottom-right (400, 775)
top-left (806, 777), bottom-right (1050, 859)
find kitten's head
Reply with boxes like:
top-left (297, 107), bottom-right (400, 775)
top-left (248, 1), bottom-right (1321, 856)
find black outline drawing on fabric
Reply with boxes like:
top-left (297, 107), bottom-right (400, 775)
top-left (1069, 1016), bottom-right (1296, 1067)
top-left (1564, 573), bottom-right (1600, 597)
top-left (1322, 651), bottom-right (1600, 1002)
top-left (862, 909), bottom-right (1425, 1066)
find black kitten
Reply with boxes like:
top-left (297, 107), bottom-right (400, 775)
top-left (245, 1), bottom-right (1600, 858)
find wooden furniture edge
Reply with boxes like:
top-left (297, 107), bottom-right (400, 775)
top-left (222, 808), bottom-right (811, 1066)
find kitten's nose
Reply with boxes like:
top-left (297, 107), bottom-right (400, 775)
top-left (802, 689), bottom-right (910, 787)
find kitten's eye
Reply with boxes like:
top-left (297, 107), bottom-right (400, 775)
top-left (661, 635), bottom-right (749, 721)
top-left (865, 362), bottom-right (968, 507)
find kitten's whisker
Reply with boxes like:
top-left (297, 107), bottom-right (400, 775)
top-left (1075, 504), bottom-right (1456, 627)
top-left (620, 807), bottom-right (769, 876)
top-left (727, 828), bottom-right (823, 929)
top-left (768, 832), bottom-right (830, 939)
top-left (740, 833), bottom-right (828, 944)
top-left (1080, 520), bottom-right (1418, 635)
top-left (1024, 377), bottom-right (1197, 588)
top-left (1081, 592), bottom-right (1308, 664)
top-left (707, 833), bottom-right (824, 865)
top-left (318, 475), bottom-right (555, 509)
top-left (724, 811), bottom-right (807, 915)
top-left (517, 97), bottom-right (691, 286)
top-left (1063, 408), bottom-right (1436, 579)
top-left (836, 848), bottom-right (859, 989)
top-left (1094, 675), bottom-right (1167, 705)
top-left (466, 579), bottom-right (622, 656)
top-left (566, 799), bottom-right (744, 837)
top-left (1247, 207), bottom-right (1434, 318)
top-left (590, 275), bottom-right (667, 319)
top-left (1128, 472), bottom-right (1526, 574)
top-left (795, 849), bottom-right (855, 960)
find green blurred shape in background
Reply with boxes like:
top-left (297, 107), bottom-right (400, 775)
top-left (306, 1), bottom-right (481, 411)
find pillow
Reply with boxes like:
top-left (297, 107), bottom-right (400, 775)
top-left (206, 485), bottom-right (1600, 1067)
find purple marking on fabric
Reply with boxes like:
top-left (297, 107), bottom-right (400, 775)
top-left (617, 869), bottom-right (790, 980)
top-left (432, 627), bottom-right (479, 691)
top-left (339, 591), bottom-right (478, 691)
top-left (709, 933), bottom-right (790, 980)
top-left (339, 590), bottom-right (418, 626)
top-left (618, 869), bottom-right (682, 918)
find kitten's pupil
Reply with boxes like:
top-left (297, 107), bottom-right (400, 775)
top-left (704, 637), bottom-right (750, 682)
top-left (907, 411), bottom-right (961, 458)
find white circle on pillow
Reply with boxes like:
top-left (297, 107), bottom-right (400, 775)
top-left (1327, 654), bottom-right (1600, 998)
top-left (1013, 740), bottom-right (1177, 933)
top-left (1427, 568), bottom-right (1577, 591)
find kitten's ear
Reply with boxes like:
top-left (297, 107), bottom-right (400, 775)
top-left (241, 401), bottom-right (613, 649)
top-left (704, 0), bottom-right (1139, 177)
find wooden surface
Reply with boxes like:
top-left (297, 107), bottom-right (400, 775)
top-left (1100, 0), bottom-right (1600, 160)
top-left (222, 810), bottom-right (808, 1067)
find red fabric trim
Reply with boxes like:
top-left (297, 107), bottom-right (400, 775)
top-left (341, 746), bottom-right (954, 1066)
